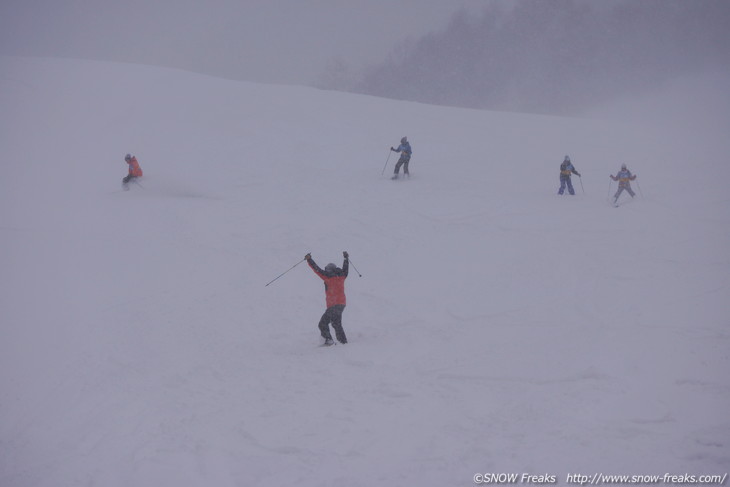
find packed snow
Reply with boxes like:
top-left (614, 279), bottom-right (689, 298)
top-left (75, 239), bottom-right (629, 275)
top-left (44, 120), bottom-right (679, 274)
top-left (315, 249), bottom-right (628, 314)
top-left (1, 57), bottom-right (728, 487)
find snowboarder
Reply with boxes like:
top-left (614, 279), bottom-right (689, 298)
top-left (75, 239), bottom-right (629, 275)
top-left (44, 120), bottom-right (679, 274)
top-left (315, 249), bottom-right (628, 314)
top-left (305, 251), bottom-right (349, 345)
top-left (390, 136), bottom-right (412, 179)
top-left (122, 153), bottom-right (143, 190)
top-left (558, 155), bottom-right (581, 195)
top-left (610, 164), bottom-right (637, 205)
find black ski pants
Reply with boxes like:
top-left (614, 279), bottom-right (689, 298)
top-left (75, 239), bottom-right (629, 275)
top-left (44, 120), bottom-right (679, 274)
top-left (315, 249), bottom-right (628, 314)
top-left (122, 174), bottom-right (139, 185)
top-left (318, 304), bottom-right (347, 343)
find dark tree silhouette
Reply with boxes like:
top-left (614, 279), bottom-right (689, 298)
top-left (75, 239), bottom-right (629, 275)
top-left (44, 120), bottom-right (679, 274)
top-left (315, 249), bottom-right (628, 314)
top-left (346, 0), bottom-right (730, 115)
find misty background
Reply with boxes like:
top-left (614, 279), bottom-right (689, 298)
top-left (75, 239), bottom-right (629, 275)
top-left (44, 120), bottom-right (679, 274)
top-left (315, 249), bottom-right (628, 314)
top-left (1, 0), bottom-right (729, 115)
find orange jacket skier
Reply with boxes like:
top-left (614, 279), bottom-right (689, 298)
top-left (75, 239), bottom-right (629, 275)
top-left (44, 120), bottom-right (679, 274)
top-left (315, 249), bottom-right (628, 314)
top-left (122, 153), bottom-right (143, 189)
top-left (306, 251), bottom-right (349, 345)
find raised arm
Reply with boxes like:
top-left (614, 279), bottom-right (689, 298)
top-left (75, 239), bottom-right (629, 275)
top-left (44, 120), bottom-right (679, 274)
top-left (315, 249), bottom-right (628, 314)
top-left (306, 254), bottom-right (326, 280)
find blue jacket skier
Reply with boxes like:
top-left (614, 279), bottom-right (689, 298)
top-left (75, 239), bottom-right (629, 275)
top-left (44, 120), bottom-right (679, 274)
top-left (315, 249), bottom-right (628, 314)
top-left (390, 137), bottom-right (412, 179)
top-left (558, 155), bottom-right (581, 195)
top-left (610, 164), bottom-right (637, 204)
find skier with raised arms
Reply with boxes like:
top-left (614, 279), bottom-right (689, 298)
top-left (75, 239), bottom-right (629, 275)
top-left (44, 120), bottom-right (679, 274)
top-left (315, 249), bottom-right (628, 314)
top-left (305, 251), bottom-right (349, 346)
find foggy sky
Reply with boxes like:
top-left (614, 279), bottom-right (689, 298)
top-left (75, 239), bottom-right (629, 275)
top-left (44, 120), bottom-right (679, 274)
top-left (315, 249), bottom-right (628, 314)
top-left (3, 0), bottom-right (727, 116)
top-left (0, 0), bottom-right (487, 85)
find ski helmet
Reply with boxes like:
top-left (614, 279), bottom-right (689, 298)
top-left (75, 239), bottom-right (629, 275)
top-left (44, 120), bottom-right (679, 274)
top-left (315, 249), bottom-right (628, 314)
top-left (621, 163), bottom-right (627, 170)
top-left (325, 263), bottom-right (338, 274)
top-left (125, 153), bottom-right (132, 162)
top-left (401, 137), bottom-right (407, 144)
top-left (564, 155), bottom-right (570, 162)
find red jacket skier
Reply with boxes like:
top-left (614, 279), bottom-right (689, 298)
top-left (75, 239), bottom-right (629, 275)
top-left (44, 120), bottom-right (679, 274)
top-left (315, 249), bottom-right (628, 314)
top-left (123, 153), bottom-right (143, 189)
top-left (306, 251), bottom-right (349, 345)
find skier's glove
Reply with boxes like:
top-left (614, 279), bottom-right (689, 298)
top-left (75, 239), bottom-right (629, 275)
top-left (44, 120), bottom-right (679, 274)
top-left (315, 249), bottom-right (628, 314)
top-left (305, 253), bottom-right (311, 261)
top-left (343, 251), bottom-right (349, 259)
top-left (390, 147), bottom-right (395, 151)
top-left (576, 172), bottom-right (581, 177)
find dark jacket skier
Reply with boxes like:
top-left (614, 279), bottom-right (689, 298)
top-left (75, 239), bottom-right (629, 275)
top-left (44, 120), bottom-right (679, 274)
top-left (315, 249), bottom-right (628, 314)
top-left (390, 137), bottom-right (412, 179)
top-left (306, 251), bottom-right (349, 345)
top-left (558, 155), bottom-right (580, 195)
top-left (610, 164), bottom-right (637, 204)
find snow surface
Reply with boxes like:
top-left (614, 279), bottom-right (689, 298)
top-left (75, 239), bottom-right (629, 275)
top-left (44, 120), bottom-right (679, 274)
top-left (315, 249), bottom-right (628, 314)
top-left (1, 57), bottom-right (729, 487)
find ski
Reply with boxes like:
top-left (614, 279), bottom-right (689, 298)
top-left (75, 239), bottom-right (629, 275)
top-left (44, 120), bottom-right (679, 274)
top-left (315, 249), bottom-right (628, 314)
top-left (612, 196), bottom-right (636, 207)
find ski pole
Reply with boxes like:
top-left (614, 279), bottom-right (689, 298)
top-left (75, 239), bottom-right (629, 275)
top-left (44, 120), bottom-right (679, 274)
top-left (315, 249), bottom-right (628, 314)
top-left (348, 258), bottom-right (362, 277)
top-left (381, 150), bottom-right (392, 176)
top-left (265, 257), bottom-right (307, 287)
top-left (578, 175), bottom-right (585, 194)
top-left (636, 180), bottom-right (644, 199)
top-left (607, 179), bottom-right (613, 201)
top-left (133, 179), bottom-right (145, 189)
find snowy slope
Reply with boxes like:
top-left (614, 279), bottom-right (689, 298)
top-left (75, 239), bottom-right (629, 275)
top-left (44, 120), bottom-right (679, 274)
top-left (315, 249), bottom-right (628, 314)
top-left (1, 57), bottom-right (729, 487)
